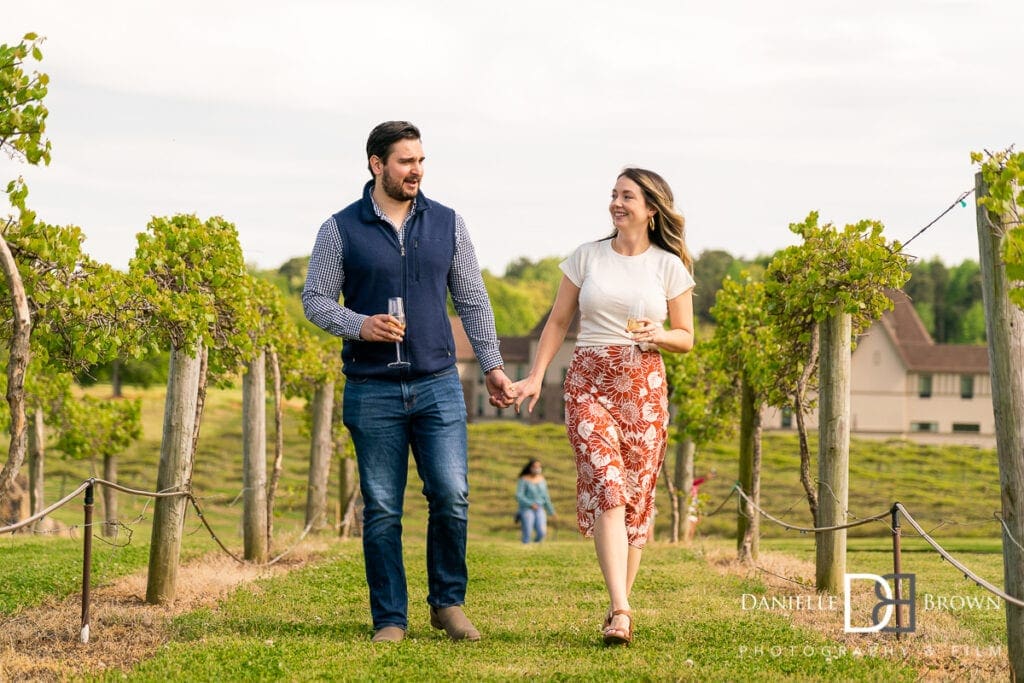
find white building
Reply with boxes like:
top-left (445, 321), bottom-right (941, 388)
top-left (762, 290), bottom-right (994, 446)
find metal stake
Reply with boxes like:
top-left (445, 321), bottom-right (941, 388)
top-left (81, 482), bottom-right (94, 644)
top-left (891, 502), bottom-right (903, 639)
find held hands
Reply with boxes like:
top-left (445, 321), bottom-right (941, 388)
top-left (359, 314), bottom-right (406, 342)
top-left (485, 367), bottom-right (517, 409)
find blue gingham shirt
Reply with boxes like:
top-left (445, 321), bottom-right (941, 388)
top-left (302, 195), bottom-right (504, 373)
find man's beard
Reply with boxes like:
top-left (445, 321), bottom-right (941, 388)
top-left (382, 168), bottom-right (419, 201)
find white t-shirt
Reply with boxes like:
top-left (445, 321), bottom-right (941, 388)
top-left (560, 239), bottom-right (696, 347)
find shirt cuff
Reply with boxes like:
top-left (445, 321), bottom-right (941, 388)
top-left (341, 313), bottom-right (370, 340)
top-left (480, 356), bottom-right (505, 375)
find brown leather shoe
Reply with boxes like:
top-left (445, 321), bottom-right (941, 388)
top-left (371, 626), bottom-right (406, 643)
top-left (430, 605), bottom-right (481, 641)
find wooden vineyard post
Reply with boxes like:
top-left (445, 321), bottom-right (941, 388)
top-left (975, 170), bottom-right (1024, 678)
top-left (815, 310), bottom-right (851, 594)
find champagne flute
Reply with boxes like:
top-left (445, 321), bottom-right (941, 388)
top-left (626, 301), bottom-right (645, 363)
top-left (387, 297), bottom-right (411, 369)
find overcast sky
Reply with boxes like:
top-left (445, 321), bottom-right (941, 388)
top-left (3, 1), bottom-right (1021, 275)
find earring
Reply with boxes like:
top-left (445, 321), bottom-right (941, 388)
top-left (649, 217), bottom-right (655, 232)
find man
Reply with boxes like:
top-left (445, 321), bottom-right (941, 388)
top-left (302, 121), bottom-right (515, 643)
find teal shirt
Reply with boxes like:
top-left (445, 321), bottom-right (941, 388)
top-left (516, 477), bottom-right (555, 515)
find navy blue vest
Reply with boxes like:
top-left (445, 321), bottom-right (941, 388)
top-left (335, 181), bottom-right (457, 379)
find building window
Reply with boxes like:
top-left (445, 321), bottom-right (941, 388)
top-left (960, 375), bottom-right (974, 399)
top-left (781, 406), bottom-right (793, 429)
top-left (952, 423), bottom-right (981, 433)
top-left (910, 422), bottom-right (938, 433)
top-left (918, 374), bottom-right (933, 399)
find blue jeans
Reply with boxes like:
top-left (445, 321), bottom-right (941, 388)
top-left (520, 507), bottom-right (547, 543)
top-left (343, 367), bottom-right (469, 630)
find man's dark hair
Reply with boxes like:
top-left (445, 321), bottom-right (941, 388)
top-left (366, 121), bottom-right (421, 177)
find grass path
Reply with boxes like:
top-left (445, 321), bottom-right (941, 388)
top-left (122, 538), bottom-right (918, 682)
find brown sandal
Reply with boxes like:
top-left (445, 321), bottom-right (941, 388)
top-left (602, 609), bottom-right (633, 646)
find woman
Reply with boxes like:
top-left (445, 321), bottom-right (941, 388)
top-left (512, 168), bottom-right (695, 646)
top-left (516, 459), bottom-right (556, 543)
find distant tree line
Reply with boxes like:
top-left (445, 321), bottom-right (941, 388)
top-left (902, 258), bottom-right (985, 344)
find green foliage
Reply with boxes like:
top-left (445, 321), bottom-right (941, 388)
top-left (704, 213), bottom-right (909, 463)
top-left (946, 260), bottom-right (984, 342)
top-left (1004, 228), bottom-right (1024, 306)
top-left (246, 276), bottom-right (291, 358)
top-left (275, 256), bottom-right (308, 295)
top-left (904, 257), bottom-right (948, 339)
top-left (903, 258), bottom-right (987, 344)
top-left (974, 148), bottom-right (1024, 308)
top-left (253, 268), bottom-right (333, 343)
top-left (24, 361), bottom-right (70, 416)
top-left (502, 255), bottom-right (563, 286)
top-left (1, 180), bottom-right (84, 314)
top-left (480, 270), bottom-right (548, 336)
top-left (709, 274), bottom-right (785, 406)
top-left (765, 212), bottom-right (910, 333)
top-left (761, 212), bottom-right (909, 409)
top-left (0, 355), bottom-right (72, 433)
top-left (476, 257), bottom-right (564, 336)
top-left (0, 32), bottom-right (51, 166)
top-left (78, 353), bottom-right (172, 389)
top-left (280, 327), bottom-right (341, 400)
top-left (129, 214), bottom-right (255, 381)
top-left (55, 395), bottom-right (142, 460)
top-left (2, 181), bottom-right (145, 373)
top-left (960, 300), bottom-right (987, 344)
top-left (252, 263), bottom-right (344, 435)
top-left (664, 334), bottom-right (738, 447)
top-left (693, 249), bottom-right (736, 325)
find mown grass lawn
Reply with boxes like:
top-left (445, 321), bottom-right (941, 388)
top-left (0, 536), bottom-right (150, 614)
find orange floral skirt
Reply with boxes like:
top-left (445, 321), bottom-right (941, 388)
top-left (563, 345), bottom-right (669, 548)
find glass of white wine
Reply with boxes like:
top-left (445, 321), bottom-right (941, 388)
top-left (626, 301), bottom-right (645, 363)
top-left (387, 297), bottom-right (411, 369)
